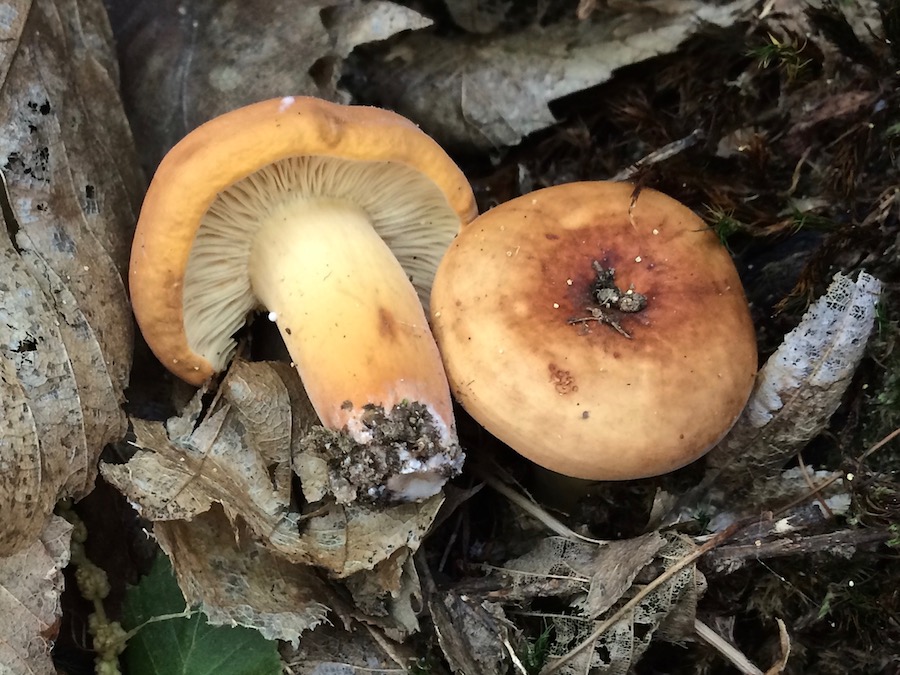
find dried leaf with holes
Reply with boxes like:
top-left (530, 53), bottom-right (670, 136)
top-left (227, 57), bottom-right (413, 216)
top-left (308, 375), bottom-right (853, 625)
top-left (101, 360), bottom-right (444, 590)
top-left (0, 0), bottom-right (140, 556)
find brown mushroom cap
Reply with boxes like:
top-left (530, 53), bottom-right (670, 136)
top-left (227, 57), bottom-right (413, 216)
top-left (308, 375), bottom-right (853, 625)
top-left (430, 181), bottom-right (757, 480)
top-left (130, 96), bottom-right (477, 386)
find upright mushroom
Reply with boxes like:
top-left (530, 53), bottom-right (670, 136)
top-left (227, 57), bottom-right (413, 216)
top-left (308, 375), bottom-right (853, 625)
top-left (130, 96), bottom-right (477, 501)
top-left (430, 182), bottom-right (757, 480)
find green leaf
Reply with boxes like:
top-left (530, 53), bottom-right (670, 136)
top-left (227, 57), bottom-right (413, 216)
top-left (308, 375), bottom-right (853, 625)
top-left (122, 555), bottom-right (281, 675)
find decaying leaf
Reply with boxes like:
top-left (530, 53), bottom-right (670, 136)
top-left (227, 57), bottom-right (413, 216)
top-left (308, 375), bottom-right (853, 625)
top-left (0, 0), bottom-right (140, 555)
top-left (352, 0), bottom-right (753, 149)
top-left (154, 508), bottom-right (331, 647)
top-left (498, 534), bottom-right (666, 618)
top-left (344, 553), bottom-right (424, 640)
top-left (102, 360), bottom-right (444, 620)
top-left (108, 0), bottom-right (433, 172)
top-left (705, 271), bottom-right (882, 501)
top-left (443, 0), bottom-right (511, 34)
top-left (282, 622), bottom-right (417, 674)
top-left (0, 516), bottom-right (72, 674)
top-left (539, 537), bottom-right (703, 675)
top-left (430, 592), bottom-right (512, 675)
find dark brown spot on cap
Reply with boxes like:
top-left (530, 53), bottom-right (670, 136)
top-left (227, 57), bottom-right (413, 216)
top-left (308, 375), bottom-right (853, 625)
top-left (378, 306), bottom-right (397, 340)
top-left (548, 363), bottom-right (578, 395)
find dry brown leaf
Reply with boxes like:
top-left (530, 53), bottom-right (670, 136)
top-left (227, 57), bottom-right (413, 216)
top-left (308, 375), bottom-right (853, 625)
top-left (282, 622), bottom-right (416, 674)
top-left (155, 508), bottom-right (331, 647)
top-left (0, 0), bottom-right (139, 555)
top-left (102, 360), bottom-right (445, 579)
top-left (353, 0), bottom-right (753, 149)
top-left (493, 534), bottom-right (665, 617)
top-left (0, 516), bottom-right (72, 674)
top-left (430, 592), bottom-right (512, 675)
top-left (344, 553), bottom-right (423, 640)
top-left (108, 0), bottom-right (433, 172)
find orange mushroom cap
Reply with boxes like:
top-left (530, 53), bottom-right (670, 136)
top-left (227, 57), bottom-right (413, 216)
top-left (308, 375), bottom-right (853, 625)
top-left (130, 96), bottom-right (477, 386)
top-left (430, 181), bottom-right (757, 480)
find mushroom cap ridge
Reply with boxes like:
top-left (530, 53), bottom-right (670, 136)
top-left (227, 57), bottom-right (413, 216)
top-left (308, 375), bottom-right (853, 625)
top-left (430, 181), bottom-right (758, 480)
top-left (130, 96), bottom-right (478, 385)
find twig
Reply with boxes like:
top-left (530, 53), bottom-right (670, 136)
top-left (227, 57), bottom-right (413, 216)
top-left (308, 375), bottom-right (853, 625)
top-left (772, 425), bottom-right (900, 519)
top-left (359, 621), bottom-right (407, 669)
top-left (694, 618), bottom-right (763, 675)
top-left (473, 466), bottom-right (607, 546)
top-left (766, 619), bottom-right (791, 675)
top-left (505, 638), bottom-right (530, 675)
top-left (704, 527), bottom-right (893, 569)
top-left (610, 129), bottom-right (705, 182)
top-left (797, 453), bottom-right (833, 518)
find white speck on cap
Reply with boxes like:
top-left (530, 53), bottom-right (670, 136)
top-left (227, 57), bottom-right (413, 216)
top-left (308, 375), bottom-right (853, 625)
top-left (278, 96), bottom-right (295, 112)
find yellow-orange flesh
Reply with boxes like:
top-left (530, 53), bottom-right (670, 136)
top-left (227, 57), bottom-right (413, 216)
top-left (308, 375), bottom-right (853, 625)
top-left (431, 182), bottom-right (758, 480)
top-left (249, 197), bottom-right (453, 436)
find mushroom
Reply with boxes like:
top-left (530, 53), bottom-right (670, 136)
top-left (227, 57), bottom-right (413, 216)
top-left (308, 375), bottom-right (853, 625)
top-left (430, 181), bottom-right (757, 481)
top-left (130, 96), bottom-right (477, 501)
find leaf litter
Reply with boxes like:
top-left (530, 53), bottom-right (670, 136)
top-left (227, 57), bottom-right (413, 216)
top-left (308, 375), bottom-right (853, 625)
top-left (2, 0), bottom-right (899, 673)
top-left (102, 360), bottom-right (444, 643)
top-left (1, 0), bottom-right (137, 670)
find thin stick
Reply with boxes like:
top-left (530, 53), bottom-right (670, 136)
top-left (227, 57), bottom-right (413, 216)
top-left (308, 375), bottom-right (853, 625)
top-left (694, 618), bottom-right (763, 675)
top-left (611, 129), bottom-right (705, 182)
top-left (474, 468), bottom-right (607, 546)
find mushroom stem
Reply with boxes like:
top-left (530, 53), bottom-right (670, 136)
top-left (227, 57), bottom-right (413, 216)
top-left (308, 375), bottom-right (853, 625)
top-left (248, 197), bottom-right (454, 443)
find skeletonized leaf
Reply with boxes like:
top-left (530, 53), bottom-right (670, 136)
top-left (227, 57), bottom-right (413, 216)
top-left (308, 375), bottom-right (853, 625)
top-left (541, 538), bottom-right (703, 675)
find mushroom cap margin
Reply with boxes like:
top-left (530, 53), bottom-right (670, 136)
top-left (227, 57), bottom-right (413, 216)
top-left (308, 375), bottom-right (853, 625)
top-left (130, 96), bottom-right (478, 385)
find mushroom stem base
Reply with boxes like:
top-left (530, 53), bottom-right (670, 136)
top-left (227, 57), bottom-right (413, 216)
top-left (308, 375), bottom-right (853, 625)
top-left (295, 400), bottom-right (465, 503)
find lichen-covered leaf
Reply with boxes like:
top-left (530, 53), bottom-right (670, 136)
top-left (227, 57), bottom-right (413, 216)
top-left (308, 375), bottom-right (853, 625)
top-left (706, 272), bottom-right (882, 503)
top-left (0, 0), bottom-right (139, 555)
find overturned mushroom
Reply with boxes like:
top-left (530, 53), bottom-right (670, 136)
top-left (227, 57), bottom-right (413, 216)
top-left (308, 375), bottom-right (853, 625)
top-left (430, 181), bottom-right (757, 480)
top-left (130, 96), bottom-right (477, 501)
